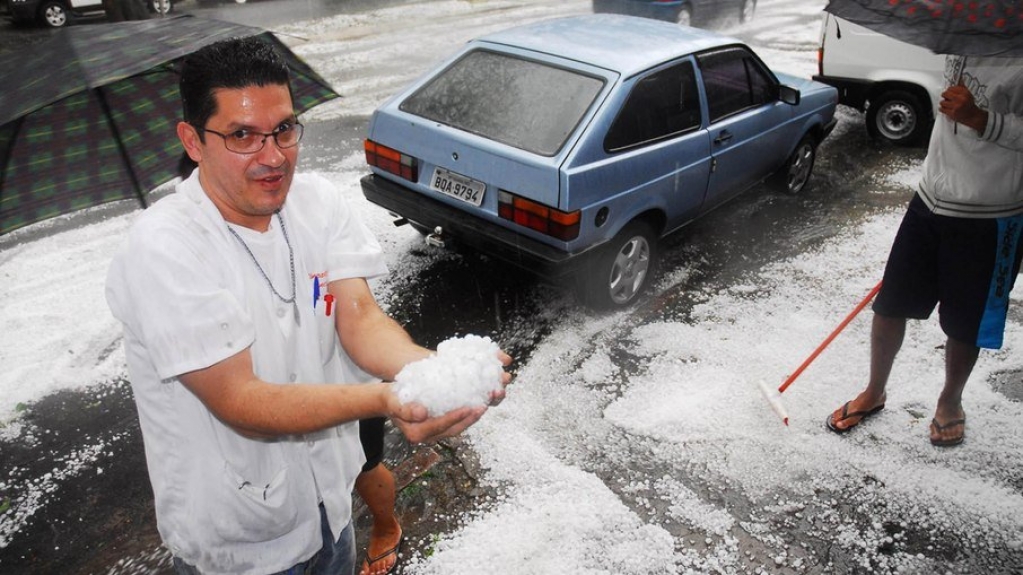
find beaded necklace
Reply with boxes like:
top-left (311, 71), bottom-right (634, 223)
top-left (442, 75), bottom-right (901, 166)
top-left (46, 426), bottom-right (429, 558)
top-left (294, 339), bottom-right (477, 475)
top-left (227, 211), bottom-right (300, 325)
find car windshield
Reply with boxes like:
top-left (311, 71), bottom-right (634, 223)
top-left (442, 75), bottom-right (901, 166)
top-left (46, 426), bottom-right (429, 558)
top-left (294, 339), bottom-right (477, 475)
top-left (400, 49), bottom-right (605, 156)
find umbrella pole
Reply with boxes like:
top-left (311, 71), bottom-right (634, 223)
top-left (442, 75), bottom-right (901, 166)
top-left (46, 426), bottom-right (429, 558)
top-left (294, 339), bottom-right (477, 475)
top-left (94, 87), bottom-right (149, 209)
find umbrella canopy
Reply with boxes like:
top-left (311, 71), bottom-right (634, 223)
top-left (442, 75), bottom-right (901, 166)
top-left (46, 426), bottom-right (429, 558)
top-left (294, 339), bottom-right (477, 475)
top-left (824, 0), bottom-right (1023, 56)
top-left (0, 15), bottom-right (339, 235)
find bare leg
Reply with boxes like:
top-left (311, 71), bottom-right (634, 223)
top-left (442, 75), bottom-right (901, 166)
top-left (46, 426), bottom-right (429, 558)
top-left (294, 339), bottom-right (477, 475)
top-left (929, 336), bottom-right (976, 444)
top-left (828, 313), bottom-right (905, 430)
top-left (356, 463), bottom-right (402, 575)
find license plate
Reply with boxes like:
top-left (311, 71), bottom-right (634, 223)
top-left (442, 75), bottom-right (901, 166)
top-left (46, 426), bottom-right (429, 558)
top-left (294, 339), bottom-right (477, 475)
top-left (430, 167), bottom-right (485, 207)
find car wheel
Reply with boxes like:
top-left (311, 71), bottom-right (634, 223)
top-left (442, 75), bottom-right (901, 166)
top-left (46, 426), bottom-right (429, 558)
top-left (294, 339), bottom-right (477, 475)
top-left (675, 5), bottom-right (693, 27)
top-left (866, 89), bottom-right (930, 146)
top-left (581, 221), bottom-right (657, 309)
top-left (739, 0), bottom-right (756, 23)
top-left (38, 1), bottom-right (69, 27)
top-left (149, 0), bottom-right (172, 14)
top-left (771, 134), bottom-right (817, 195)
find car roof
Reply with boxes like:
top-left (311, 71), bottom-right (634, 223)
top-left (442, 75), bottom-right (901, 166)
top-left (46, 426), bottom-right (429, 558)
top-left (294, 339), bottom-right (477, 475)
top-left (471, 14), bottom-right (740, 77)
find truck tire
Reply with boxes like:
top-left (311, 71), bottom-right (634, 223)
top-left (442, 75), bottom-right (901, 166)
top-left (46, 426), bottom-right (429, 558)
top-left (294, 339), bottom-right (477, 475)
top-left (866, 89), bottom-right (930, 146)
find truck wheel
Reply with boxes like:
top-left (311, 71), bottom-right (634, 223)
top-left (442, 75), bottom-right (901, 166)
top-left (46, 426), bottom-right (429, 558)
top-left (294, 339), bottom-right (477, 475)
top-left (580, 221), bottom-right (657, 309)
top-left (38, 1), bottom-right (69, 27)
top-left (866, 89), bottom-right (930, 146)
top-left (771, 134), bottom-right (817, 195)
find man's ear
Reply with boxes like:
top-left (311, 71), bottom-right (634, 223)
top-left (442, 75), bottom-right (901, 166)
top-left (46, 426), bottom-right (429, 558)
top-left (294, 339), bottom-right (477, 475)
top-left (177, 121), bottom-right (204, 163)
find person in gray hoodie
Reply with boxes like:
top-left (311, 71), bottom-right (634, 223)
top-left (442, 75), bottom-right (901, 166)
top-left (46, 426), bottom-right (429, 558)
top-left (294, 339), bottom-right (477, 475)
top-left (826, 54), bottom-right (1023, 447)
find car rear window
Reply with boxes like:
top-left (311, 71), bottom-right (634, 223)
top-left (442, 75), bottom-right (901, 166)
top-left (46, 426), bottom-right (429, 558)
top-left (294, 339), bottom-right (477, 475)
top-left (399, 49), bottom-right (605, 157)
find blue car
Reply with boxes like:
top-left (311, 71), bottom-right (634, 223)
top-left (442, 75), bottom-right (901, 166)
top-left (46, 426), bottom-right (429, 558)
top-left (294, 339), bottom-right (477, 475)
top-left (361, 14), bottom-right (838, 309)
top-left (591, 0), bottom-right (756, 29)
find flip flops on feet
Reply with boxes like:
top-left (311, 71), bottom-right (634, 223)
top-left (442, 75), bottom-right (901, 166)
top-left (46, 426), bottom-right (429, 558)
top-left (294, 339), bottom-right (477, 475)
top-left (930, 417), bottom-right (965, 447)
top-left (825, 400), bottom-right (885, 433)
top-left (360, 528), bottom-right (403, 575)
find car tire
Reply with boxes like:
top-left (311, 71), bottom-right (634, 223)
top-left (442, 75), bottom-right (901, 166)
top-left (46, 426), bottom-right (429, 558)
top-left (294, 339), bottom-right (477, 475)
top-left (580, 220), bottom-right (657, 309)
top-left (866, 89), bottom-right (930, 146)
top-left (149, 0), bottom-right (173, 14)
top-left (771, 134), bottom-right (817, 195)
top-left (675, 5), bottom-right (693, 27)
top-left (739, 0), bottom-right (756, 23)
top-left (38, 0), bottom-right (69, 27)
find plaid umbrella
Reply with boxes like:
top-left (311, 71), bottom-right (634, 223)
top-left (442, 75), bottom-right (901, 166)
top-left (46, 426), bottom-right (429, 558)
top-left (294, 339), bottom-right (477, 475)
top-left (0, 15), bottom-right (339, 235)
top-left (824, 0), bottom-right (1023, 56)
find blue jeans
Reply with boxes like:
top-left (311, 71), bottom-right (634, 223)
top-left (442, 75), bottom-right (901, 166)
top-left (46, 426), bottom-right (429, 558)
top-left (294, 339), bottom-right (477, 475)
top-left (173, 504), bottom-right (355, 575)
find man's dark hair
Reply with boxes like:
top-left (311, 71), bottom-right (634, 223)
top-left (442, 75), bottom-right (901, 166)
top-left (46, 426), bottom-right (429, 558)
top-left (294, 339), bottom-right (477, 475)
top-left (179, 36), bottom-right (293, 139)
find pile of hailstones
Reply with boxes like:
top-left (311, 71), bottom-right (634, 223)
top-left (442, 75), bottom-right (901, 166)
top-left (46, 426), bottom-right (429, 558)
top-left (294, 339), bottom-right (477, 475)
top-left (393, 334), bottom-right (504, 416)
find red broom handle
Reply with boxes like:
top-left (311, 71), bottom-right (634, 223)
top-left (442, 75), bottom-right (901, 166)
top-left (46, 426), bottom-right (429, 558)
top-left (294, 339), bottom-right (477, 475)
top-left (777, 281), bottom-right (882, 394)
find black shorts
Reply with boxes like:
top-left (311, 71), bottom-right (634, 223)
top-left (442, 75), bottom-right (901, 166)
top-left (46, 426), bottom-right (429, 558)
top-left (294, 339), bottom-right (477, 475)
top-left (358, 417), bottom-right (386, 473)
top-left (873, 194), bottom-right (1023, 349)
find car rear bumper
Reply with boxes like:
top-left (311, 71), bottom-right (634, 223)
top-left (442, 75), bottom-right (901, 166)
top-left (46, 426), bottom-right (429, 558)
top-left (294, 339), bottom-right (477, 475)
top-left (361, 173), bottom-right (588, 280)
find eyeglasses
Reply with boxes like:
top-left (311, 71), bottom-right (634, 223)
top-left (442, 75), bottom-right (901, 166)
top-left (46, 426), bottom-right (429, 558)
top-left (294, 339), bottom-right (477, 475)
top-left (200, 122), bottom-right (304, 154)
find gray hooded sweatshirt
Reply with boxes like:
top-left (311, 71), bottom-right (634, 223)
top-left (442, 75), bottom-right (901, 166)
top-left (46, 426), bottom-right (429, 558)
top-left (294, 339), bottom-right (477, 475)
top-left (918, 55), bottom-right (1023, 219)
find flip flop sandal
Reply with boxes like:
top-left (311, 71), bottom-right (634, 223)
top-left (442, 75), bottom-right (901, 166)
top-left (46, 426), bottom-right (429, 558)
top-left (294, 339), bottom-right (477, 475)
top-left (929, 417), bottom-right (966, 447)
top-left (361, 530), bottom-right (403, 575)
top-left (825, 401), bottom-right (885, 434)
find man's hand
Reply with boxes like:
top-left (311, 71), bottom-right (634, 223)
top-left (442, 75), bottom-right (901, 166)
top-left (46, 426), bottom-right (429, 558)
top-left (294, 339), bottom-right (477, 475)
top-left (939, 82), bottom-right (988, 134)
top-left (385, 348), bottom-right (514, 443)
top-left (388, 397), bottom-right (487, 444)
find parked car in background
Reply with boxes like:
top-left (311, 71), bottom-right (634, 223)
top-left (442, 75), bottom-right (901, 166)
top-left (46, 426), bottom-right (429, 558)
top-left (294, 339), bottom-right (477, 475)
top-left (5, 0), bottom-right (173, 27)
top-left (592, 0), bottom-right (755, 29)
top-left (6, 0), bottom-right (102, 27)
top-left (813, 13), bottom-right (945, 146)
top-left (361, 14), bottom-right (838, 308)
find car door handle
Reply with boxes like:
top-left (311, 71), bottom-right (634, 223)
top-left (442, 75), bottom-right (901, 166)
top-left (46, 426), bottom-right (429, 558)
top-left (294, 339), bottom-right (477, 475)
top-left (714, 131), bottom-right (733, 145)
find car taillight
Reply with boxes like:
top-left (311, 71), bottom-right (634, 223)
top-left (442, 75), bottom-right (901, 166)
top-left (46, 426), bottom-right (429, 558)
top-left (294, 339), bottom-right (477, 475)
top-left (365, 139), bottom-right (418, 182)
top-left (817, 47), bottom-right (823, 76)
top-left (497, 190), bottom-right (580, 241)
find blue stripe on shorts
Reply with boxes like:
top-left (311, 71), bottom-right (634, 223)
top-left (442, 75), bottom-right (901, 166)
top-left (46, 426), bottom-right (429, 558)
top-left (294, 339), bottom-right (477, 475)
top-left (978, 214), bottom-right (1023, 349)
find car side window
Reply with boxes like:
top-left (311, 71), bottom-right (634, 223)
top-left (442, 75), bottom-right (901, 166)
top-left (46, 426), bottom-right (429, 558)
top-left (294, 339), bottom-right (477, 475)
top-left (697, 47), bottom-right (777, 124)
top-left (605, 60), bottom-right (701, 152)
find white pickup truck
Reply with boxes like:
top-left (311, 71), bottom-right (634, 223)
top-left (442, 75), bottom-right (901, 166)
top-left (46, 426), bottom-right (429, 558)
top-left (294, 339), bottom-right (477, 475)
top-left (813, 13), bottom-right (946, 146)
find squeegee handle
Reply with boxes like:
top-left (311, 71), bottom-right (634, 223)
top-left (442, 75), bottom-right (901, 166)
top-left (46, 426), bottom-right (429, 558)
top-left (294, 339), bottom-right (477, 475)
top-left (777, 281), bottom-right (882, 395)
